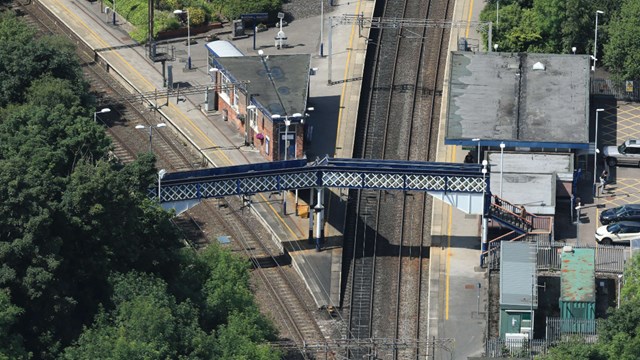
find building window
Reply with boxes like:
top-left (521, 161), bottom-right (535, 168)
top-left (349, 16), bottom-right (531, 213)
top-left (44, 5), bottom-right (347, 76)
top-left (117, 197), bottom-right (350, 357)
top-left (219, 72), bottom-right (238, 112)
top-left (249, 107), bottom-right (258, 131)
top-left (265, 136), bottom-right (270, 155)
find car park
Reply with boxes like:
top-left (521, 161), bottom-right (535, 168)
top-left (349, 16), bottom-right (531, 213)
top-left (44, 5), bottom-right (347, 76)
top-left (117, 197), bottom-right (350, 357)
top-left (595, 221), bottom-right (640, 245)
top-left (603, 139), bottom-right (640, 167)
top-left (599, 204), bottom-right (640, 225)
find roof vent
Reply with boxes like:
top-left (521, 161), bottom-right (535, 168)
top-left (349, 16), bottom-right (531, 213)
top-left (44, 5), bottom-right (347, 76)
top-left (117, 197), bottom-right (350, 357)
top-left (532, 62), bottom-right (546, 71)
top-left (562, 245), bottom-right (574, 253)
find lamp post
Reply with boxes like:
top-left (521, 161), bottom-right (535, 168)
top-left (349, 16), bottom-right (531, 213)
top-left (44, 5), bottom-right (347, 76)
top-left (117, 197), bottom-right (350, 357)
top-left (493, 43), bottom-right (498, 52)
top-left (272, 113), bottom-right (303, 215)
top-left (472, 138), bottom-right (481, 164)
top-left (593, 108), bottom-right (605, 196)
top-left (320, 0), bottom-right (325, 56)
top-left (104, 6), bottom-right (109, 22)
top-left (174, 9), bottom-right (191, 70)
top-left (592, 10), bottom-right (604, 72)
top-left (499, 142), bottom-right (505, 198)
top-left (94, 108), bottom-right (111, 123)
top-left (158, 169), bottom-right (166, 201)
top-left (496, 0), bottom-right (499, 28)
top-left (112, 0), bottom-right (116, 25)
top-left (481, 160), bottom-right (489, 266)
top-left (135, 123), bottom-right (167, 153)
top-left (617, 274), bottom-right (623, 308)
top-left (572, 46), bottom-right (577, 55)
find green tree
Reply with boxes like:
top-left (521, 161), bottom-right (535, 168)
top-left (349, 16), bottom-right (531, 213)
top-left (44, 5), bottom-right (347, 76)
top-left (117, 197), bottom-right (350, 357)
top-left (63, 271), bottom-right (216, 359)
top-left (0, 289), bottom-right (28, 359)
top-left (602, 0), bottom-right (640, 80)
top-left (0, 13), bottom-right (84, 108)
top-left (540, 338), bottom-right (604, 360)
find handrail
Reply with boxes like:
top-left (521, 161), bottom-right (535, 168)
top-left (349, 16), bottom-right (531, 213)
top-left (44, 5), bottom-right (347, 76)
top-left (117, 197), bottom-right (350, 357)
top-left (482, 195), bottom-right (555, 267)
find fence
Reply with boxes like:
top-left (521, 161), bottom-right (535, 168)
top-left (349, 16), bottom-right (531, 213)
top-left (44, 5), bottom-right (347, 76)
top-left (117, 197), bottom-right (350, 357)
top-left (591, 79), bottom-right (640, 101)
top-left (485, 338), bottom-right (549, 358)
top-left (536, 242), bottom-right (626, 274)
top-left (545, 317), bottom-right (599, 344)
top-left (488, 242), bottom-right (626, 274)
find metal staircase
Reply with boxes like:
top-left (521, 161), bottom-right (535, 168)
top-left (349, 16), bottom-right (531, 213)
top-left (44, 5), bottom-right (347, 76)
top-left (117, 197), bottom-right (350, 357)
top-left (483, 195), bottom-right (554, 268)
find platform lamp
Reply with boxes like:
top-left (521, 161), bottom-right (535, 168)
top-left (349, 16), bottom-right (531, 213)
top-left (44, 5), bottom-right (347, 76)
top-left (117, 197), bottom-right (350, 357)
top-left (592, 108), bottom-right (605, 196)
top-left (592, 10), bottom-right (604, 71)
top-left (499, 142), bottom-right (505, 198)
top-left (135, 123), bottom-right (167, 153)
top-left (158, 169), bottom-right (167, 201)
top-left (94, 108), bottom-right (111, 123)
top-left (174, 9), bottom-right (191, 70)
top-left (480, 160), bottom-right (489, 267)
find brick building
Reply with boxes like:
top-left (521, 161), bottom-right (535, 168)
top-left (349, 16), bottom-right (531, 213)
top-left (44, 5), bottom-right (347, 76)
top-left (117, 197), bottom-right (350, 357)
top-left (206, 41), bottom-right (311, 161)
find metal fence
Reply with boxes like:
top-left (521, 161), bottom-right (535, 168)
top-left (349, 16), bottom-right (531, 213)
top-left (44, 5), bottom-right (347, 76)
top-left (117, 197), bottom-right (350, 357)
top-left (489, 242), bottom-right (626, 274)
top-left (485, 338), bottom-right (549, 358)
top-left (537, 242), bottom-right (626, 274)
top-left (545, 317), bottom-right (599, 344)
top-left (591, 79), bottom-right (640, 101)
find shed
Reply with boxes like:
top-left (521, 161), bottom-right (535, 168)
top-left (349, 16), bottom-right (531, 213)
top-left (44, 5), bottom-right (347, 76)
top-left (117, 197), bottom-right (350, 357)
top-left (499, 242), bottom-right (537, 339)
top-left (560, 248), bottom-right (595, 327)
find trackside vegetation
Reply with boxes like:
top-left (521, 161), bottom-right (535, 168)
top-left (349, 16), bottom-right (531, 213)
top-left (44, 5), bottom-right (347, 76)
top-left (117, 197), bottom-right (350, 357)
top-left (480, 0), bottom-right (640, 81)
top-left (0, 11), bottom-right (280, 359)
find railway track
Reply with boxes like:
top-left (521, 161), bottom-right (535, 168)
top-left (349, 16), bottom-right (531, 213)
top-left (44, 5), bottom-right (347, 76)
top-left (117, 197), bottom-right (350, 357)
top-left (17, 1), bottom-right (328, 357)
top-left (343, 0), bottom-right (453, 358)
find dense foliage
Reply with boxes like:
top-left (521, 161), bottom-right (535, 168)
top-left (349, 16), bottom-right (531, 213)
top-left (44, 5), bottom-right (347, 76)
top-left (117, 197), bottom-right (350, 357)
top-left (540, 254), bottom-right (640, 360)
top-left (479, 0), bottom-right (640, 80)
top-left (109, 0), bottom-right (282, 42)
top-left (0, 11), bottom-right (279, 359)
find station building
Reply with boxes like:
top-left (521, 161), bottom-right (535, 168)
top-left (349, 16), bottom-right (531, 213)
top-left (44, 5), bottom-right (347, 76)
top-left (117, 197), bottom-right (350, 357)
top-left (445, 52), bottom-right (592, 216)
top-left (205, 41), bottom-right (311, 161)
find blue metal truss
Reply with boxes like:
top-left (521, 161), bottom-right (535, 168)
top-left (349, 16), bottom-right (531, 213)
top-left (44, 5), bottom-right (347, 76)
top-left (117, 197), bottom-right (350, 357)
top-left (152, 156), bottom-right (489, 203)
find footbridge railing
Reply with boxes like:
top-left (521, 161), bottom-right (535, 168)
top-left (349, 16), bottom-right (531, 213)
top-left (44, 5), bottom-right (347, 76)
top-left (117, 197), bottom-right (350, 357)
top-left (152, 157), bottom-right (488, 204)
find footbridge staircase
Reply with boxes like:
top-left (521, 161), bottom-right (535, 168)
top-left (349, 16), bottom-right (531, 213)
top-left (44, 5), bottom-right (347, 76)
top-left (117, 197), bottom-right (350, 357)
top-left (482, 195), bottom-right (554, 268)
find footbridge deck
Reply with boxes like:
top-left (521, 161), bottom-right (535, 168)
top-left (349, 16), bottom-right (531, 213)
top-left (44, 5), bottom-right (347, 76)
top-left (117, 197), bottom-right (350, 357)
top-left (155, 157), bottom-right (489, 213)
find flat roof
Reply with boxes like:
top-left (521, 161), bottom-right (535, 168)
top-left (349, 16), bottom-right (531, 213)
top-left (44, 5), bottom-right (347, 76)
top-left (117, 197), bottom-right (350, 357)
top-left (486, 152), bottom-right (571, 214)
top-left (214, 54), bottom-right (311, 117)
top-left (560, 248), bottom-right (595, 303)
top-left (446, 52), bottom-right (590, 149)
top-left (500, 242), bottom-right (537, 308)
top-left (205, 40), bottom-right (244, 57)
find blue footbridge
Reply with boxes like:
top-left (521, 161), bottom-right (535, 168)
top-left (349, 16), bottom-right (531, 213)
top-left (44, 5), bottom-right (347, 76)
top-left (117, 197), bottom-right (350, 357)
top-left (152, 157), bottom-right (552, 264)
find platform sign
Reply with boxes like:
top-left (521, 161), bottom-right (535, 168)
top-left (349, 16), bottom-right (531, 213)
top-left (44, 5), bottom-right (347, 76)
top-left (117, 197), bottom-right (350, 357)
top-left (240, 13), bottom-right (269, 22)
top-left (626, 81), bottom-right (634, 93)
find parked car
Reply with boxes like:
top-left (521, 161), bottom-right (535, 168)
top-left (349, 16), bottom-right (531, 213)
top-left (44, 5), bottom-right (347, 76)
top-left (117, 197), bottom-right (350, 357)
top-left (599, 204), bottom-right (640, 225)
top-left (595, 221), bottom-right (640, 245)
top-left (603, 139), bottom-right (640, 167)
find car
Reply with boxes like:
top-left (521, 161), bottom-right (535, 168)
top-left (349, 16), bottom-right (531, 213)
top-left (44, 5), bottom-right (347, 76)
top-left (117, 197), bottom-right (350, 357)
top-left (599, 204), bottom-right (640, 225)
top-left (595, 221), bottom-right (640, 245)
top-left (603, 139), bottom-right (640, 167)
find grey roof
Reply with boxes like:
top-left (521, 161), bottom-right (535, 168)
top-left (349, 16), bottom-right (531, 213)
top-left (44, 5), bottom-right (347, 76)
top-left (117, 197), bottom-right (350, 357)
top-left (446, 52), bottom-right (590, 148)
top-left (486, 152), bottom-right (573, 214)
top-left (500, 242), bottom-right (537, 308)
top-left (214, 54), bottom-right (311, 116)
